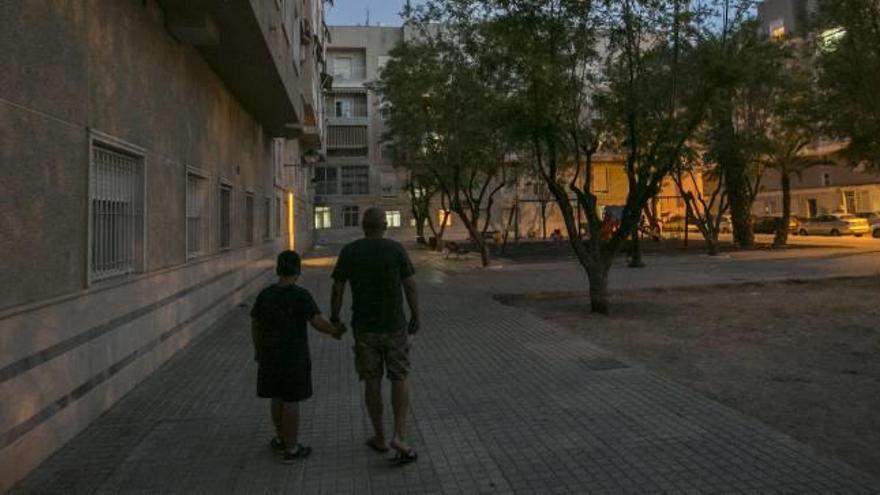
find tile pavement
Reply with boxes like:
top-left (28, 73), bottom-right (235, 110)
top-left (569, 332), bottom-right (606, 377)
top-left (12, 249), bottom-right (880, 494)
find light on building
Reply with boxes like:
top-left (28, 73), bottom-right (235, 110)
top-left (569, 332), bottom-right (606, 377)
top-left (287, 192), bottom-right (295, 251)
top-left (820, 27), bottom-right (846, 52)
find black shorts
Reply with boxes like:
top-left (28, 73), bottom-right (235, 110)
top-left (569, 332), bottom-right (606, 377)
top-left (257, 365), bottom-right (313, 402)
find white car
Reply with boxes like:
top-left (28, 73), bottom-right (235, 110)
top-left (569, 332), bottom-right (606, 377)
top-left (798, 214), bottom-right (871, 237)
top-left (855, 212), bottom-right (880, 239)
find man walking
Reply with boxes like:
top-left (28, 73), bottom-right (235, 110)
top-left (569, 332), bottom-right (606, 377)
top-left (331, 207), bottom-right (420, 464)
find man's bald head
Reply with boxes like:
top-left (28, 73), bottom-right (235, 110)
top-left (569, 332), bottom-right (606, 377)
top-left (362, 207), bottom-right (387, 235)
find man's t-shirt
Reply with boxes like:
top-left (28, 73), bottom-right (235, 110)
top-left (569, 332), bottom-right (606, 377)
top-left (331, 238), bottom-right (415, 334)
top-left (250, 284), bottom-right (320, 373)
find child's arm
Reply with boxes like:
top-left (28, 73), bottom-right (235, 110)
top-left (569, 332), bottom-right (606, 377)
top-left (310, 314), bottom-right (345, 339)
top-left (251, 318), bottom-right (261, 362)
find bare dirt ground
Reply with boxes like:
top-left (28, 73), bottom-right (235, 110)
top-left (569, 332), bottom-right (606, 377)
top-left (498, 276), bottom-right (880, 478)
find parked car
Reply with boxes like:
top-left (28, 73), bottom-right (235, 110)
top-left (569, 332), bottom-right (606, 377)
top-left (798, 214), bottom-right (871, 237)
top-left (753, 216), bottom-right (800, 234)
top-left (855, 212), bottom-right (880, 239)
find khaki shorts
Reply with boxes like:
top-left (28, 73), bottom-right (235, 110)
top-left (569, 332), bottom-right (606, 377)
top-left (353, 330), bottom-right (411, 381)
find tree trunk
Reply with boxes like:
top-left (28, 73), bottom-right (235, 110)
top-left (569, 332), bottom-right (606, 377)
top-left (773, 169), bottom-right (792, 247)
top-left (462, 216), bottom-right (490, 267)
top-left (627, 229), bottom-right (645, 268)
top-left (704, 231), bottom-right (720, 256)
top-left (726, 168), bottom-right (755, 248)
top-left (587, 260), bottom-right (612, 314)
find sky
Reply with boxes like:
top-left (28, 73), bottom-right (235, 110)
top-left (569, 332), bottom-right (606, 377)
top-left (326, 0), bottom-right (425, 27)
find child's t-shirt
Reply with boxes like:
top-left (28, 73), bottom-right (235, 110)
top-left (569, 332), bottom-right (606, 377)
top-left (250, 284), bottom-right (320, 373)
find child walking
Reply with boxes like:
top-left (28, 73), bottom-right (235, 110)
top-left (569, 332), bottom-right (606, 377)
top-left (250, 250), bottom-right (344, 463)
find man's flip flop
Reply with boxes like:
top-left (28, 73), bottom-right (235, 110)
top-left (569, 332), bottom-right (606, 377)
top-left (389, 449), bottom-right (418, 465)
top-left (366, 439), bottom-right (390, 453)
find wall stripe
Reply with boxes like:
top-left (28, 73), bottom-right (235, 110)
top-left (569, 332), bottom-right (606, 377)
top-left (0, 267), bottom-right (271, 451)
top-left (0, 264), bottom-right (251, 385)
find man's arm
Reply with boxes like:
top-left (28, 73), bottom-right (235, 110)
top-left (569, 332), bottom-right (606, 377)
top-left (331, 280), bottom-right (346, 323)
top-left (310, 314), bottom-right (346, 339)
top-left (250, 318), bottom-right (261, 362)
top-left (402, 276), bottom-right (420, 334)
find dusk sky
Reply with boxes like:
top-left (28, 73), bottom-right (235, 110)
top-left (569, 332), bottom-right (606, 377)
top-left (326, 0), bottom-right (425, 27)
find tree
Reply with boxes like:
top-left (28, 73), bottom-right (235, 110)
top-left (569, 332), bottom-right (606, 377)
top-left (814, 0), bottom-right (880, 167)
top-left (672, 160), bottom-right (729, 256)
top-left (376, 33), bottom-right (511, 266)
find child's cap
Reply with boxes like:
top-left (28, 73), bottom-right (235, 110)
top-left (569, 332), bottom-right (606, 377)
top-left (276, 250), bottom-right (301, 276)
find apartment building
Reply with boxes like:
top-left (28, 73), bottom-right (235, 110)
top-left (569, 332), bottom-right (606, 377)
top-left (754, 0), bottom-right (880, 219)
top-left (315, 26), bottom-right (411, 243)
top-left (0, 0), bottom-right (326, 488)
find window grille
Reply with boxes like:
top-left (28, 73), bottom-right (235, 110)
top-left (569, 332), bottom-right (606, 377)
top-left (263, 197), bottom-right (272, 240)
top-left (341, 165), bottom-right (369, 195)
top-left (245, 193), bottom-right (255, 245)
top-left (315, 166), bottom-right (338, 195)
top-left (275, 197), bottom-right (282, 237)
top-left (186, 173), bottom-right (210, 258)
top-left (219, 185), bottom-right (232, 249)
top-left (343, 206), bottom-right (360, 227)
top-left (90, 144), bottom-right (143, 281)
top-left (315, 206), bottom-right (332, 229)
top-left (386, 210), bottom-right (401, 228)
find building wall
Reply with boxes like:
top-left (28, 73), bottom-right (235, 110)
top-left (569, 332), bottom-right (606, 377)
top-left (0, 0), bottom-right (317, 489)
top-left (754, 165), bottom-right (880, 217)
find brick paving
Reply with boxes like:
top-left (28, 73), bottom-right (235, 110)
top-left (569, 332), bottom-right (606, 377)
top-left (14, 248), bottom-right (880, 494)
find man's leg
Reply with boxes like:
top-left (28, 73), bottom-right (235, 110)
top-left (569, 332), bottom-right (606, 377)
top-left (390, 378), bottom-right (411, 451)
top-left (281, 401), bottom-right (300, 449)
top-left (364, 378), bottom-right (387, 447)
top-left (271, 398), bottom-right (283, 441)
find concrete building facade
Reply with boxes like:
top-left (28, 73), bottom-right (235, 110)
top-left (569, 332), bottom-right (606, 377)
top-left (314, 26), bottom-right (412, 244)
top-left (0, 0), bottom-right (327, 488)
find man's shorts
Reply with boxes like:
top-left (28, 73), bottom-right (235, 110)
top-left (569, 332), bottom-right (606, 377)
top-left (257, 364), bottom-right (313, 402)
top-left (353, 330), bottom-right (411, 381)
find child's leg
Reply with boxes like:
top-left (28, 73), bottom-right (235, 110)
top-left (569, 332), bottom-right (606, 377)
top-left (271, 398), bottom-right (283, 440)
top-left (281, 401), bottom-right (300, 449)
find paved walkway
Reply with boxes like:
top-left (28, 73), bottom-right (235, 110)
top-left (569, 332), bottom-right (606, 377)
top-left (14, 249), bottom-right (880, 493)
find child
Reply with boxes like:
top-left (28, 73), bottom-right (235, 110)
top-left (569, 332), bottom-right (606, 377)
top-left (250, 250), bottom-right (345, 463)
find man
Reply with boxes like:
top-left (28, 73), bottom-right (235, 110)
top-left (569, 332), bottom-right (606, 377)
top-left (331, 207), bottom-right (420, 464)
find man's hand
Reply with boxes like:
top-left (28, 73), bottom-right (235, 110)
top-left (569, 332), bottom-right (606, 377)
top-left (333, 322), bottom-right (348, 340)
top-left (408, 317), bottom-right (420, 335)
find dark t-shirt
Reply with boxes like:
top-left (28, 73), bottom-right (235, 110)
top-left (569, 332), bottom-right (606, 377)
top-left (250, 284), bottom-right (320, 373)
top-left (331, 238), bottom-right (415, 334)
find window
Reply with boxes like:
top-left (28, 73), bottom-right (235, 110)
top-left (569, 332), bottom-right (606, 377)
top-left (89, 143), bottom-right (144, 281)
top-left (219, 185), bottom-right (232, 250)
top-left (343, 206), bottom-right (360, 227)
top-left (438, 209), bottom-right (453, 227)
top-left (315, 206), bottom-right (332, 229)
top-left (186, 173), bottom-right (210, 258)
top-left (592, 167), bottom-right (609, 193)
top-left (263, 197), bottom-right (272, 240)
top-left (341, 165), bottom-right (369, 195)
top-left (822, 172), bottom-right (832, 187)
top-left (381, 172), bottom-right (398, 198)
top-left (333, 56), bottom-right (352, 79)
top-left (326, 125), bottom-right (369, 157)
top-left (844, 191), bottom-right (856, 213)
top-left (386, 210), bottom-right (401, 228)
top-left (245, 193), bottom-right (255, 245)
top-left (335, 100), bottom-right (353, 118)
top-left (315, 166), bottom-right (338, 195)
top-left (769, 20), bottom-right (785, 41)
top-left (275, 197), bottom-right (282, 238)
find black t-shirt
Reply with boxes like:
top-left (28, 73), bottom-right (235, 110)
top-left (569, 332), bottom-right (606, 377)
top-left (250, 284), bottom-right (320, 372)
top-left (331, 238), bottom-right (415, 334)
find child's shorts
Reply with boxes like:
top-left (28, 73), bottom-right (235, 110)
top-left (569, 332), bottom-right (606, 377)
top-left (257, 364), bottom-right (313, 402)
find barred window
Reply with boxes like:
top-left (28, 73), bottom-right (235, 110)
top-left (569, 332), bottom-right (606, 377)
top-left (263, 197), bottom-right (271, 240)
top-left (386, 210), bottom-right (401, 228)
top-left (315, 166), bottom-right (338, 195)
top-left (343, 206), bottom-right (360, 227)
top-left (89, 144), bottom-right (144, 282)
top-left (341, 165), bottom-right (369, 195)
top-left (315, 206), bottom-right (332, 229)
top-left (245, 193), bottom-right (255, 246)
top-left (186, 173), bottom-right (210, 258)
top-left (219, 185), bottom-right (232, 250)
